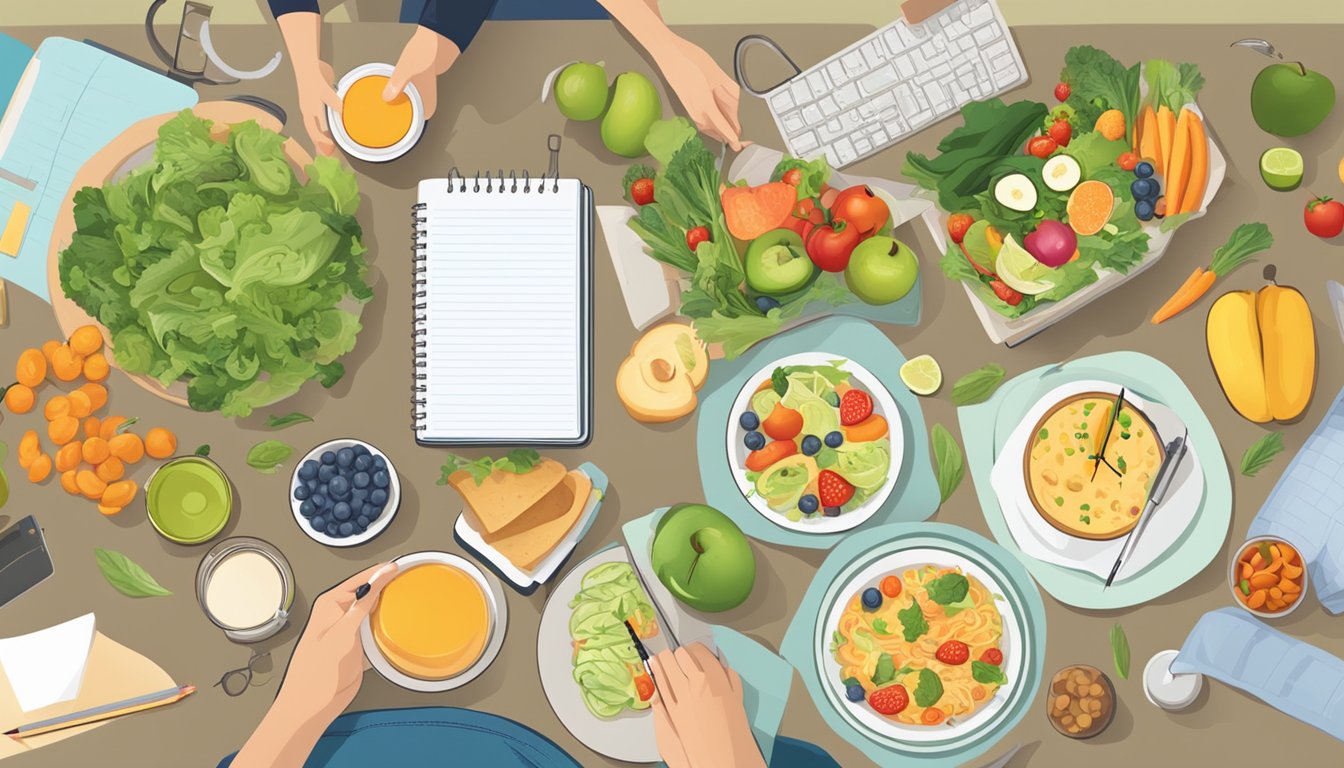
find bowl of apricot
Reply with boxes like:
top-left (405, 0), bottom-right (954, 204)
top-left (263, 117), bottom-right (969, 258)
top-left (1229, 536), bottom-right (1307, 618)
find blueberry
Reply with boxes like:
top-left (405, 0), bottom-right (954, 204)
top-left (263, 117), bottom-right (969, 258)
top-left (366, 504), bottom-right (383, 520)
top-left (739, 411), bottom-right (760, 431)
top-left (1135, 199), bottom-right (1155, 221)
top-left (823, 506), bottom-right (842, 517)
top-left (845, 684), bottom-right (866, 703)
top-left (353, 471), bottom-right (371, 489)
top-left (332, 501), bottom-right (352, 521)
top-left (824, 431), bottom-right (844, 448)
top-left (310, 514), bottom-right (327, 531)
top-left (354, 454), bottom-right (373, 472)
top-left (353, 444), bottom-right (371, 457)
top-left (293, 484), bottom-right (310, 501)
top-left (312, 493), bottom-right (329, 510)
top-left (798, 494), bottom-right (819, 515)
top-left (356, 515), bottom-right (371, 529)
top-left (1131, 178), bottom-right (1156, 200)
top-left (373, 456), bottom-right (387, 471)
top-left (338, 521), bottom-right (355, 537)
top-left (1134, 161), bottom-right (1154, 179)
top-left (373, 471), bottom-right (390, 489)
top-left (861, 587), bottom-right (883, 610)
top-left (370, 488), bottom-right (388, 506)
top-left (325, 522), bottom-right (339, 537)
top-left (328, 475), bottom-right (350, 499)
top-left (755, 295), bottom-right (781, 313)
top-left (299, 500), bottom-right (315, 517)
top-left (320, 451), bottom-right (337, 465)
top-left (336, 448), bottom-right (355, 467)
top-left (298, 460), bottom-right (319, 481)
top-left (800, 435), bottom-right (822, 456)
top-left (318, 464), bottom-right (337, 482)
top-left (351, 489), bottom-right (369, 507)
top-left (305, 478), bottom-right (319, 492)
top-left (744, 430), bottom-right (766, 451)
top-left (348, 500), bottom-right (366, 519)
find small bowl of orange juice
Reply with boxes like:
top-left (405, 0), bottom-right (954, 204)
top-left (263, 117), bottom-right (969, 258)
top-left (329, 63), bottom-right (424, 162)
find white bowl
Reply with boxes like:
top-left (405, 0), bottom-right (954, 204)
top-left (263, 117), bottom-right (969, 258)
top-left (1228, 536), bottom-right (1308, 619)
top-left (290, 438), bottom-right (400, 547)
top-left (726, 352), bottom-right (904, 534)
top-left (328, 62), bottom-right (425, 163)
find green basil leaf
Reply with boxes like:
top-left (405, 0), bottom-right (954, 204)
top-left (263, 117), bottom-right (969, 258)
top-left (1111, 623), bottom-right (1131, 679)
top-left (194, 444), bottom-right (211, 457)
top-left (871, 618), bottom-right (890, 635)
top-left (931, 424), bottom-right (965, 503)
top-left (871, 653), bottom-right (897, 686)
top-left (246, 440), bottom-right (294, 474)
top-left (95, 548), bottom-right (172, 598)
top-left (972, 660), bottom-right (1008, 685)
top-left (440, 451), bottom-right (542, 486)
top-left (951, 363), bottom-right (1006, 406)
top-left (265, 412), bottom-right (314, 429)
top-left (925, 573), bottom-right (970, 606)
top-left (913, 668), bottom-right (944, 707)
top-left (898, 599), bottom-right (928, 642)
top-left (1240, 432), bottom-right (1284, 477)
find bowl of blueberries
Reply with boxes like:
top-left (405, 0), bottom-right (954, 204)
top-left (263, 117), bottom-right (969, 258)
top-left (291, 438), bottom-right (400, 547)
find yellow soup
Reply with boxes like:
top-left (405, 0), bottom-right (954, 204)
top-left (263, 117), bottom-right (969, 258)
top-left (342, 75), bottom-right (413, 149)
top-left (372, 563), bottom-right (489, 680)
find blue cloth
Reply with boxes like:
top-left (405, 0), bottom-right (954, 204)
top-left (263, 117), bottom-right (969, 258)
top-left (489, 0), bottom-right (608, 19)
top-left (1248, 385), bottom-right (1344, 614)
top-left (267, 0), bottom-right (496, 51)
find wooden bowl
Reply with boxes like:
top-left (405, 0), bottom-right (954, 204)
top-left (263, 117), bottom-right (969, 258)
top-left (46, 102), bottom-right (314, 409)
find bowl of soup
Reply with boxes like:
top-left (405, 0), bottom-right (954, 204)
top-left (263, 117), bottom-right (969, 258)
top-left (329, 63), bottom-right (424, 162)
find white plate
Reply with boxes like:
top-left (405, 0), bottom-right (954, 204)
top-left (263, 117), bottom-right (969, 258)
top-left (290, 438), bottom-right (401, 548)
top-left (726, 352), bottom-right (903, 534)
top-left (360, 551), bottom-right (508, 692)
top-left (328, 62), bottom-right (425, 163)
top-left (537, 547), bottom-right (670, 764)
top-left (816, 547), bottom-right (1026, 747)
top-left (989, 381), bottom-right (1204, 582)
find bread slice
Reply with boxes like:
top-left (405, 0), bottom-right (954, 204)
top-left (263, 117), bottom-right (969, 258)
top-left (466, 470), bottom-right (593, 571)
top-left (448, 458), bottom-right (567, 534)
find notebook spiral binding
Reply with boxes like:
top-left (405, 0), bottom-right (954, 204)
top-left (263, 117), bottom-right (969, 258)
top-left (411, 135), bottom-right (565, 432)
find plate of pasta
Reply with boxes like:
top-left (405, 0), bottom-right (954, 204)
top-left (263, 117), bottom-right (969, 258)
top-left (818, 543), bottom-right (1034, 750)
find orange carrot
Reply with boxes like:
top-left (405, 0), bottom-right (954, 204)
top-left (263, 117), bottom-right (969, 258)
top-left (1151, 267), bottom-right (1215, 324)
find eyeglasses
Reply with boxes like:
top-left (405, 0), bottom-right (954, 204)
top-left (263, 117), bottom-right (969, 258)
top-left (214, 650), bottom-right (271, 697)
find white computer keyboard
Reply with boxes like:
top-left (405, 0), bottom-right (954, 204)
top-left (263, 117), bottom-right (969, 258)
top-left (763, 0), bottom-right (1028, 168)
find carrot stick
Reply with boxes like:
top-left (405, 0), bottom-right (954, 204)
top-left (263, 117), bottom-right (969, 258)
top-left (1151, 267), bottom-right (1216, 324)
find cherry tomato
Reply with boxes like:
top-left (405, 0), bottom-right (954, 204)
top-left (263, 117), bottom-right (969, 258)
top-left (989, 280), bottom-right (1023, 306)
top-left (980, 648), bottom-right (1004, 666)
top-left (686, 225), bottom-right (711, 251)
top-left (935, 640), bottom-right (970, 665)
top-left (806, 220), bottom-right (861, 272)
top-left (634, 672), bottom-right (655, 702)
top-left (1117, 152), bottom-right (1140, 171)
top-left (831, 185), bottom-right (891, 236)
top-left (762, 402), bottom-right (804, 441)
top-left (868, 685), bottom-right (909, 716)
top-left (781, 168), bottom-right (803, 186)
top-left (630, 177), bottom-right (655, 206)
top-left (1047, 119), bottom-right (1072, 148)
top-left (880, 575), bottom-right (902, 598)
top-left (1305, 196), bottom-right (1344, 238)
top-left (1054, 82), bottom-right (1071, 101)
top-left (946, 213), bottom-right (975, 244)
top-left (783, 198), bottom-right (826, 240)
top-left (1026, 136), bottom-right (1058, 159)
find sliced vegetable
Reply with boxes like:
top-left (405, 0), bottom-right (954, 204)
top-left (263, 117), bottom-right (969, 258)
top-left (721, 183), bottom-right (797, 241)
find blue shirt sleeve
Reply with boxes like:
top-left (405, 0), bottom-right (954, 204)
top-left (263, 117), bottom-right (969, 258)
top-left (418, 0), bottom-right (496, 52)
top-left (267, 0), bottom-right (319, 18)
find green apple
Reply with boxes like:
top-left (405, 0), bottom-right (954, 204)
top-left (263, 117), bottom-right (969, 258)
top-left (1251, 62), bottom-right (1336, 137)
top-left (554, 62), bottom-right (609, 122)
top-left (744, 228), bottom-right (815, 295)
top-left (651, 503), bottom-right (755, 613)
top-left (844, 236), bottom-right (919, 305)
top-left (601, 72), bottom-right (662, 158)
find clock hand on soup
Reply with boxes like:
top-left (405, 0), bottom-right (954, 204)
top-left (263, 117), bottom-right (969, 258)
top-left (1090, 389), bottom-right (1126, 482)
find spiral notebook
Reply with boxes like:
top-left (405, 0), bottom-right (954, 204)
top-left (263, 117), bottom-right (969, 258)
top-left (412, 153), bottom-right (593, 446)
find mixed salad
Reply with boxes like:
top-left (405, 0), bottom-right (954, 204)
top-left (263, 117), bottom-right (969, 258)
top-left (568, 562), bottom-right (659, 719)
top-left (737, 360), bottom-right (890, 522)
top-left (623, 119), bottom-right (913, 359)
top-left (905, 46), bottom-right (1208, 319)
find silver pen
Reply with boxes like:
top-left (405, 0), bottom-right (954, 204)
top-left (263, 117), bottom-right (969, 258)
top-left (1105, 430), bottom-right (1188, 588)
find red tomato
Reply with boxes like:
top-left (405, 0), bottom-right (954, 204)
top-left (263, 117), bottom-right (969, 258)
top-left (1047, 119), bottom-right (1072, 147)
top-left (935, 640), bottom-right (970, 665)
top-left (762, 402), bottom-right (804, 441)
top-left (634, 672), bottom-right (655, 702)
top-left (831, 185), bottom-right (890, 236)
top-left (839, 389), bottom-right (873, 426)
top-left (784, 198), bottom-right (826, 240)
top-left (630, 178), bottom-right (655, 206)
top-left (818, 469), bottom-right (855, 507)
top-left (1026, 136), bottom-right (1058, 159)
top-left (1305, 197), bottom-right (1344, 238)
top-left (686, 225), bottom-right (711, 251)
top-left (1117, 152), bottom-right (1140, 171)
top-left (946, 213), bottom-right (975, 244)
top-left (989, 280), bottom-right (1023, 306)
top-left (1054, 82), bottom-right (1071, 101)
top-left (880, 575), bottom-right (902, 598)
top-left (806, 221), bottom-right (861, 272)
top-left (781, 168), bottom-right (803, 186)
top-left (980, 648), bottom-right (1004, 666)
top-left (868, 685), bottom-right (909, 716)
top-left (745, 440), bottom-right (798, 472)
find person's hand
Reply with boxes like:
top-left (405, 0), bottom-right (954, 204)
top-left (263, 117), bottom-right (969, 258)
top-left (294, 60), bottom-right (341, 156)
top-left (275, 562), bottom-right (398, 723)
top-left (384, 26), bottom-right (461, 120)
top-left (655, 37), bottom-right (745, 151)
top-left (648, 644), bottom-right (765, 768)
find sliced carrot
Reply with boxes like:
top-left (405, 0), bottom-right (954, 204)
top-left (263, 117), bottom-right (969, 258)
top-left (1247, 589), bottom-right (1267, 609)
top-left (1249, 572), bottom-right (1279, 589)
top-left (1180, 110), bottom-right (1209, 215)
top-left (1239, 562), bottom-right (1252, 580)
top-left (1280, 576), bottom-right (1301, 593)
top-left (1278, 542), bottom-right (1298, 564)
top-left (1283, 563), bottom-right (1303, 579)
top-left (1138, 106), bottom-right (1161, 166)
top-left (1166, 109), bottom-right (1194, 213)
top-left (1283, 590), bottom-right (1300, 604)
top-left (1156, 106), bottom-right (1177, 176)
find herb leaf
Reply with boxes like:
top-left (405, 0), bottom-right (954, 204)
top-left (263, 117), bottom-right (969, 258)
top-left (898, 599), bottom-right (929, 642)
top-left (972, 660), bottom-right (1008, 685)
top-left (438, 449), bottom-right (543, 486)
top-left (246, 440), bottom-right (294, 474)
top-left (1240, 432), bottom-right (1284, 477)
top-left (913, 668), bottom-right (944, 707)
top-left (872, 618), bottom-right (891, 635)
top-left (95, 548), bottom-right (172, 597)
top-left (931, 424), bottom-right (965, 503)
top-left (872, 653), bottom-right (897, 686)
top-left (266, 412), bottom-right (314, 429)
top-left (1111, 623), bottom-right (1131, 679)
top-left (925, 573), bottom-right (970, 606)
top-left (951, 363), bottom-right (1006, 406)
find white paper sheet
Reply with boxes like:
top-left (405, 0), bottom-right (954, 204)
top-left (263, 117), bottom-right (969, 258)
top-left (0, 613), bottom-right (95, 713)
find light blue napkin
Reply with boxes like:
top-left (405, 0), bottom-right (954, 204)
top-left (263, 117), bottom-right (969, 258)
top-left (695, 316), bottom-right (939, 549)
top-left (1247, 385), bottom-right (1344, 614)
top-left (957, 351), bottom-right (1232, 609)
top-left (780, 522), bottom-right (1046, 768)
top-left (1173, 608), bottom-right (1344, 742)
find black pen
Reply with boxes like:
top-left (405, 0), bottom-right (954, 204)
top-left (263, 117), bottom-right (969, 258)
top-left (624, 619), bottom-right (655, 679)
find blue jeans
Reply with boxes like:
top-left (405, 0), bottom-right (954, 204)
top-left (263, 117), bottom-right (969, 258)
top-left (398, 0), bottom-right (610, 23)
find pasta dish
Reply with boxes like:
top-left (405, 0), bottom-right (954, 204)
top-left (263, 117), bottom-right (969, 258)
top-left (829, 565), bottom-right (1008, 726)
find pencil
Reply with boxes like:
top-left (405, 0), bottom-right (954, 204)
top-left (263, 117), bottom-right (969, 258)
top-left (4, 684), bottom-right (195, 738)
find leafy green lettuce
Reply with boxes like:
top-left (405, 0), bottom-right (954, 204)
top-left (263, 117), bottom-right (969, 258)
top-left (58, 111), bottom-right (369, 417)
top-left (903, 98), bottom-right (1047, 213)
top-left (1059, 45), bottom-right (1141, 144)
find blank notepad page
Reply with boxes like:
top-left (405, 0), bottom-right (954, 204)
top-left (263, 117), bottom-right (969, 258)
top-left (416, 178), bottom-right (586, 443)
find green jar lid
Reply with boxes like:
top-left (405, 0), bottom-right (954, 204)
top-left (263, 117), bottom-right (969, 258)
top-left (146, 456), bottom-right (233, 545)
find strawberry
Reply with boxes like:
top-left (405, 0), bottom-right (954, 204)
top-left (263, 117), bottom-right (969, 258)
top-left (989, 280), bottom-right (1023, 306)
top-left (935, 640), bottom-right (970, 665)
top-left (1054, 82), bottom-right (1071, 101)
top-left (1048, 119), bottom-right (1072, 147)
top-left (839, 389), bottom-right (873, 426)
top-left (868, 684), bottom-right (909, 716)
top-left (818, 470), bottom-right (855, 508)
top-left (980, 648), bottom-right (1003, 666)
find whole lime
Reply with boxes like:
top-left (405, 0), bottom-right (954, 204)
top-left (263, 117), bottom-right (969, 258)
top-left (554, 62), bottom-right (609, 122)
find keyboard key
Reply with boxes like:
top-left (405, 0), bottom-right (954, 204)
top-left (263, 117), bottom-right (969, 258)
top-left (801, 103), bottom-right (824, 126)
top-left (835, 83), bottom-right (862, 108)
top-left (897, 24), bottom-right (921, 48)
top-left (869, 127), bottom-right (888, 145)
top-left (834, 137), bottom-right (857, 165)
top-left (827, 61), bottom-right (848, 85)
top-left (968, 3), bottom-right (995, 25)
top-left (862, 41), bottom-right (887, 68)
top-left (893, 84), bottom-right (917, 114)
top-left (908, 109), bottom-right (935, 127)
top-left (782, 111), bottom-right (806, 134)
top-left (858, 102), bottom-right (876, 118)
top-left (895, 55), bottom-right (916, 79)
top-left (909, 22), bottom-right (928, 39)
top-left (792, 130), bottom-right (819, 153)
top-left (923, 81), bottom-right (947, 109)
top-left (994, 61), bottom-right (1021, 87)
top-left (943, 18), bottom-right (970, 39)
top-left (823, 147), bottom-right (841, 168)
top-left (859, 65), bottom-right (900, 95)
top-left (854, 135), bottom-right (872, 155)
top-left (985, 40), bottom-right (1010, 60)
top-left (920, 42), bottom-right (938, 59)
top-left (842, 51), bottom-right (866, 74)
top-left (839, 109), bottom-right (863, 130)
top-left (790, 79), bottom-right (812, 104)
top-left (871, 91), bottom-right (897, 111)
top-left (818, 96), bottom-right (840, 117)
top-left (882, 29), bottom-right (906, 55)
top-left (807, 71), bottom-right (829, 95)
top-left (770, 90), bottom-right (794, 112)
top-left (931, 62), bottom-right (952, 79)
top-left (822, 118), bottom-right (844, 140)
top-left (973, 24), bottom-right (1000, 47)
top-left (933, 34), bottom-right (947, 53)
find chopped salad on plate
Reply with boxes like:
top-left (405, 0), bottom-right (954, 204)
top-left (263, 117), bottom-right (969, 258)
top-left (905, 46), bottom-right (1210, 320)
top-left (568, 562), bottom-right (659, 719)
